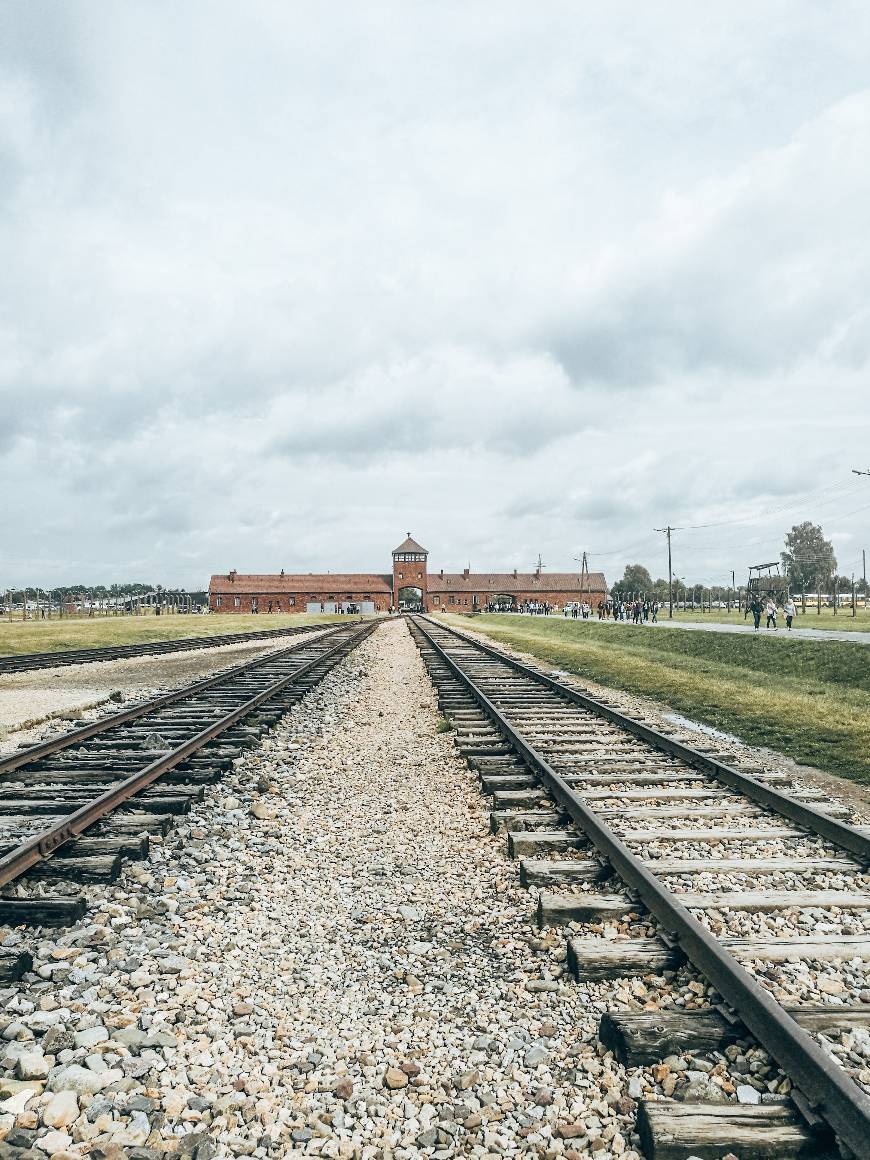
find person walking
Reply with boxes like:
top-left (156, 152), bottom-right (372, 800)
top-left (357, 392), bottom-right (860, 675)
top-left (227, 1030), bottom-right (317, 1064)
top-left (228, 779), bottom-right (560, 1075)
top-left (784, 596), bottom-right (796, 630)
top-left (765, 598), bottom-right (777, 629)
top-left (750, 595), bottom-right (763, 630)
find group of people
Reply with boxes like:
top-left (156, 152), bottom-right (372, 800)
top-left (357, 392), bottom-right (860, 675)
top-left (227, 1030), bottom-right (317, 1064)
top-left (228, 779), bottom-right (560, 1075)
top-left (485, 600), bottom-right (553, 615)
top-left (596, 598), bottom-right (660, 623)
top-left (564, 602), bottom-right (592, 619)
top-left (747, 595), bottom-right (797, 630)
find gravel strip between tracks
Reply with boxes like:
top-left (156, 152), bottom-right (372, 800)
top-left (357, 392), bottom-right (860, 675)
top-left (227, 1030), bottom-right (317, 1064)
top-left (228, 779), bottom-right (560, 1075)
top-left (0, 618), bottom-right (642, 1159)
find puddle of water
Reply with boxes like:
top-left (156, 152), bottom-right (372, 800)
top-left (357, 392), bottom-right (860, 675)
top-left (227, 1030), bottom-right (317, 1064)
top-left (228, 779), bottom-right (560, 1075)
top-left (663, 711), bottom-right (743, 746)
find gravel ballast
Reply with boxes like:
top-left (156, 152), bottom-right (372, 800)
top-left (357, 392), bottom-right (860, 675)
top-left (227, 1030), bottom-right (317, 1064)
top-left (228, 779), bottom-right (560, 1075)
top-left (0, 619), bottom-right (641, 1158)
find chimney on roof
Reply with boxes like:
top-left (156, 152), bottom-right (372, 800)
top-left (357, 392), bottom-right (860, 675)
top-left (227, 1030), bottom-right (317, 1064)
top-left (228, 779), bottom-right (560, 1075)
top-left (440, 569), bottom-right (443, 576)
top-left (228, 570), bottom-right (237, 583)
top-left (463, 567), bottom-right (469, 578)
top-left (513, 568), bottom-right (517, 577)
top-left (280, 568), bottom-right (285, 576)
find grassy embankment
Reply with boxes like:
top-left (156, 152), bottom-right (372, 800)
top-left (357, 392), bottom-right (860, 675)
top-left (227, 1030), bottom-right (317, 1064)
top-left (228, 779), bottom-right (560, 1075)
top-left (0, 613), bottom-right (347, 657)
top-left (668, 608), bottom-right (870, 632)
top-left (442, 613), bottom-right (870, 784)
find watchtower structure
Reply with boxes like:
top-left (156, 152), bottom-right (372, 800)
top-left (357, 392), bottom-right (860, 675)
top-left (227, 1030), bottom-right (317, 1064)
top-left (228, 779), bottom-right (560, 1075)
top-left (392, 534), bottom-right (428, 611)
top-left (746, 561), bottom-right (790, 602)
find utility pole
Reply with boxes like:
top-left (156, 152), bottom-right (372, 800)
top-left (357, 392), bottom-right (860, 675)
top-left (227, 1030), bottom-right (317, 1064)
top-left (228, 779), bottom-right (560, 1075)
top-left (654, 526), bottom-right (677, 618)
top-left (575, 551), bottom-right (589, 607)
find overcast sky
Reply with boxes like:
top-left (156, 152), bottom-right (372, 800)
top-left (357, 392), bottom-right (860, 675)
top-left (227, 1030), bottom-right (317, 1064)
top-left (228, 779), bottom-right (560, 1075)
top-left (2, 2), bottom-right (870, 590)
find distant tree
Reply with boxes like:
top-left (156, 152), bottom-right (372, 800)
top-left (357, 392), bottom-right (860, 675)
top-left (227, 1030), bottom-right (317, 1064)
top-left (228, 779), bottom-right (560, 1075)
top-left (652, 578), bottom-right (669, 601)
top-left (611, 564), bottom-right (654, 597)
top-left (781, 522), bottom-right (836, 591)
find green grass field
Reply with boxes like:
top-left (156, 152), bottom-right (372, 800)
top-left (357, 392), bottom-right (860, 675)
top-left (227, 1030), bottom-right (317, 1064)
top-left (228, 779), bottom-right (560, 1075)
top-left (668, 607), bottom-right (870, 632)
top-left (442, 613), bottom-right (870, 784)
top-left (0, 612), bottom-right (345, 656)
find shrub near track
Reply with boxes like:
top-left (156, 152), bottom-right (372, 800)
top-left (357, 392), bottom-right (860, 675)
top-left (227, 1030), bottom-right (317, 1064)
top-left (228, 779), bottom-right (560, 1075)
top-left (442, 614), bottom-right (870, 785)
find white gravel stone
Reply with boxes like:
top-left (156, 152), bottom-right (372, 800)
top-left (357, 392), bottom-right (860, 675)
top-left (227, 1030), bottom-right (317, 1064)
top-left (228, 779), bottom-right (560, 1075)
top-left (41, 1088), bottom-right (79, 1128)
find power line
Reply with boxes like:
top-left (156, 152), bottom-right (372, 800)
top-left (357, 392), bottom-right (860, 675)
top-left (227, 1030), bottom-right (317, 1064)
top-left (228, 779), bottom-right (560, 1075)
top-left (583, 534), bottom-right (661, 559)
top-left (676, 479), bottom-right (858, 530)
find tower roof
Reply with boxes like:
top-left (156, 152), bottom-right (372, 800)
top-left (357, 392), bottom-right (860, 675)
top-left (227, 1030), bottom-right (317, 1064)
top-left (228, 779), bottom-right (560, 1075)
top-left (392, 533), bottom-right (428, 556)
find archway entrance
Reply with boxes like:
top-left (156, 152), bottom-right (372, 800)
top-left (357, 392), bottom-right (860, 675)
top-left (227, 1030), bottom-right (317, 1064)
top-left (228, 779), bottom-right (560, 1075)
top-left (398, 586), bottom-right (424, 612)
top-left (488, 594), bottom-right (517, 612)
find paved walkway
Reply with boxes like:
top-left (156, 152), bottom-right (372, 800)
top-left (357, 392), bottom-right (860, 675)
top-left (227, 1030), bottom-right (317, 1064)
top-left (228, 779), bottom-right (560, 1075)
top-left (538, 614), bottom-right (870, 645)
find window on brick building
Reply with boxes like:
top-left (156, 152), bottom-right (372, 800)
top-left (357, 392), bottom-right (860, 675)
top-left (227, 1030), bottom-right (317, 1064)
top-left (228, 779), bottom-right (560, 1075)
top-left (448, 596), bottom-right (454, 604)
top-left (433, 595), bottom-right (440, 603)
top-left (251, 597), bottom-right (258, 612)
top-left (234, 596), bottom-right (240, 608)
top-left (216, 595), bottom-right (223, 608)
top-left (289, 597), bottom-right (295, 606)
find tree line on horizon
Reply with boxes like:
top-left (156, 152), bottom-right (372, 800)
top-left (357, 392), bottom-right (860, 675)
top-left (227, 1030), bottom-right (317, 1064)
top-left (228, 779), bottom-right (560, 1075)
top-left (609, 522), bottom-right (867, 600)
top-left (1, 583), bottom-right (208, 603)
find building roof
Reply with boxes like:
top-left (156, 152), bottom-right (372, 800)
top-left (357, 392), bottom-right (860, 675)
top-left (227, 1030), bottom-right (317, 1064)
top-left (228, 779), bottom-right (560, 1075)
top-left (427, 572), bottom-right (607, 595)
top-left (209, 573), bottom-right (393, 595)
top-left (392, 534), bottom-right (428, 556)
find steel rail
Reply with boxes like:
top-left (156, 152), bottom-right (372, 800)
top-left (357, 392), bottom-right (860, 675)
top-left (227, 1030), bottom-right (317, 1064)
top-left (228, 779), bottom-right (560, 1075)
top-left (0, 621), bottom-right (376, 888)
top-left (421, 617), bottom-right (870, 864)
top-left (0, 621), bottom-right (335, 673)
top-left (410, 615), bottom-right (870, 1159)
top-left (0, 625), bottom-right (346, 778)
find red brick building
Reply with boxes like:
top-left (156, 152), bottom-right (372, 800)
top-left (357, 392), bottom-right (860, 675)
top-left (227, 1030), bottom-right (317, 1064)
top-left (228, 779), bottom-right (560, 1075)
top-left (208, 535), bottom-right (607, 614)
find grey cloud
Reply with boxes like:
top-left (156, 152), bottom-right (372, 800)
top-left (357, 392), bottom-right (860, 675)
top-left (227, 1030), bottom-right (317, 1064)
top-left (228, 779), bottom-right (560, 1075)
top-left (1, 3), bottom-right (870, 586)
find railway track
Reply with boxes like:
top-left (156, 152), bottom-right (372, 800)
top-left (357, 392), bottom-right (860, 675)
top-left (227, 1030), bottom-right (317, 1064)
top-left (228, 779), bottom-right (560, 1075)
top-left (0, 619), bottom-right (375, 960)
top-left (0, 619), bottom-right (339, 674)
top-left (408, 614), bottom-right (870, 1160)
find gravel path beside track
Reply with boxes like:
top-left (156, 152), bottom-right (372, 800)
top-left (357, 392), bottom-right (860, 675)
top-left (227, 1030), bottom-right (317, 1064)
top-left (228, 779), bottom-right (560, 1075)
top-left (538, 612), bottom-right (870, 644)
top-left (0, 618), bottom-right (641, 1158)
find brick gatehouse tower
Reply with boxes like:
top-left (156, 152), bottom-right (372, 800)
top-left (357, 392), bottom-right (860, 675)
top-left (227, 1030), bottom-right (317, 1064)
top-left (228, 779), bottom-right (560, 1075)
top-left (392, 534), bottom-right (428, 611)
top-left (208, 533), bottom-right (607, 614)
